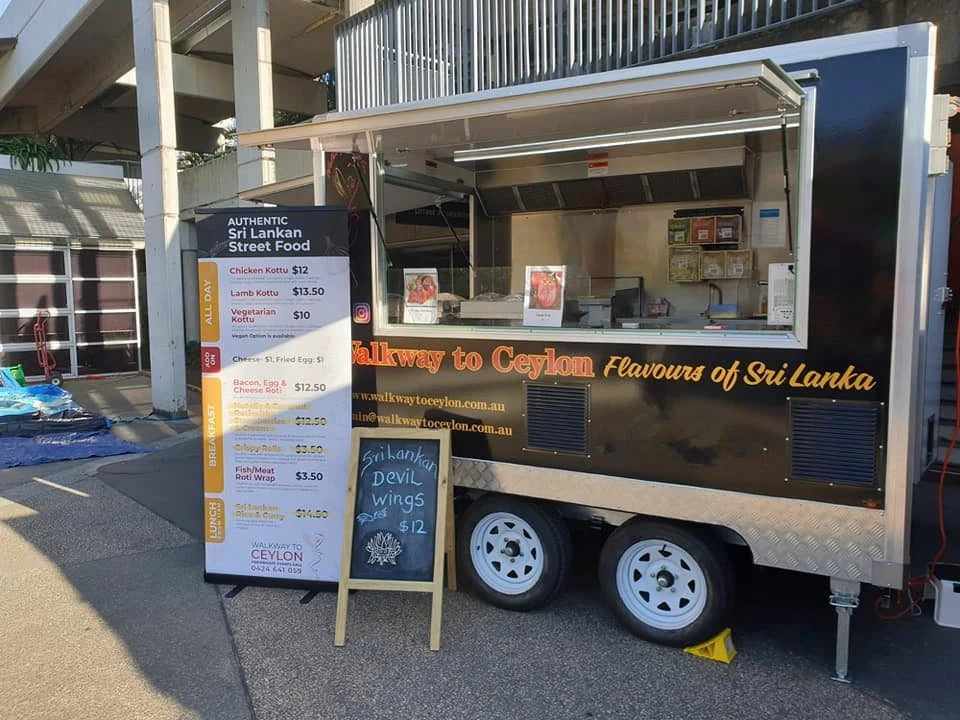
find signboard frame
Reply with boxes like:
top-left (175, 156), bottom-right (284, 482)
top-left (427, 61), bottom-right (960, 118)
top-left (335, 427), bottom-right (452, 651)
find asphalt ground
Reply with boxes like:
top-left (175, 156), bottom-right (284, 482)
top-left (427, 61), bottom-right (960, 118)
top-left (0, 378), bottom-right (958, 719)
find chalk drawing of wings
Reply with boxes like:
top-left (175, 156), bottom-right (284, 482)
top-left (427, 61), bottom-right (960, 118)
top-left (356, 512), bottom-right (375, 525)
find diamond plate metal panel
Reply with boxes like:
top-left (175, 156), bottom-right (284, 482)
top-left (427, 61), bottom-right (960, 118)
top-left (452, 458), bottom-right (889, 583)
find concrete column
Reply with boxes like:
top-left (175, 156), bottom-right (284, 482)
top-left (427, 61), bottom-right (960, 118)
top-left (180, 220), bottom-right (200, 344)
top-left (232, 0), bottom-right (276, 192)
top-left (131, 0), bottom-right (187, 417)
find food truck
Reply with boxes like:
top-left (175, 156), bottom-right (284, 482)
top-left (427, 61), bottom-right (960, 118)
top-left (238, 23), bottom-right (954, 678)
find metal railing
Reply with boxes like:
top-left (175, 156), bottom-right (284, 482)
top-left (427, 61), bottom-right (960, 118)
top-left (336, 0), bottom-right (858, 111)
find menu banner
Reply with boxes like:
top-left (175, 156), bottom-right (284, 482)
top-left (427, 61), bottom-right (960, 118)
top-left (197, 207), bottom-right (351, 585)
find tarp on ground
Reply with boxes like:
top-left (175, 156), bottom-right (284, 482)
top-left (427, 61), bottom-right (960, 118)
top-left (0, 408), bottom-right (108, 438)
top-left (0, 430), bottom-right (146, 469)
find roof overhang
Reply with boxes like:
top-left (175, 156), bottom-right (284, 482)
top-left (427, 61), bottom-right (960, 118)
top-left (237, 174), bottom-right (313, 205)
top-left (238, 59), bottom-right (804, 160)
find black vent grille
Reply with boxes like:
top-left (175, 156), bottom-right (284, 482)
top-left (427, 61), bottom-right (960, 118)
top-left (646, 171), bottom-right (695, 203)
top-left (696, 166), bottom-right (748, 199)
top-left (517, 183), bottom-right (562, 211)
top-left (559, 178), bottom-right (608, 209)
top-left (477, 186), bottom-right (521, 215)
top-left (787, 399), bottom-right (884, 487)
top-left (602, 174), bottom-right (651, 206)
top-left (525, 383), bottom-right (589, 455)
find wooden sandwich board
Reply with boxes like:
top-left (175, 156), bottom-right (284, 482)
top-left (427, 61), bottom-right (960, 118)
top-left (334, 427), bottom-right (453, 650)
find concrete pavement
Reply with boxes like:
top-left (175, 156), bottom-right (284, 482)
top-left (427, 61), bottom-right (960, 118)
top-left (0, 375), bottom-right (958, 719)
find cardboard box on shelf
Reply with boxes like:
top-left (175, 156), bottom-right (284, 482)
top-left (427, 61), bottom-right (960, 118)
top-left (690, 217), bottom-right (717, 244)
top-left (669, 246), bottom-right (702, 282)
top-left (668, 218), bottom-right (691, 245)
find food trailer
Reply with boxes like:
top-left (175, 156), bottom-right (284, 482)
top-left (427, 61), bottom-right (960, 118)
top-left (239, 23), bottom-right (954, 678)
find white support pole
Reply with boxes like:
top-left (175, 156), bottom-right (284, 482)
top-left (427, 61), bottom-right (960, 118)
top-left (312, 139), bottom-right (327, 205)
top-left (232, 0), bottom-right (276, 193)
top-left (131, 0), bottom-right (188, 417)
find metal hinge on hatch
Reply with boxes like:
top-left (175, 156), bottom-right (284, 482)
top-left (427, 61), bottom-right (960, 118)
top-left (929, 95), bottom-right (959, 176)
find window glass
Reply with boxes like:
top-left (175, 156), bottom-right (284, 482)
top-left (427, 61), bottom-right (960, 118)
top-left (0, 250), bottom-right (65, 276)
top-left (73, 280), bottom-right (136, 310)
top-left (0, 316), bottom-right (69, 343)
top-left (0, 282), bottom-right (69, 310)
top-left (379, 121), bottom-right (805, 342)
top-left (71, 250), bottom-right (134, 278)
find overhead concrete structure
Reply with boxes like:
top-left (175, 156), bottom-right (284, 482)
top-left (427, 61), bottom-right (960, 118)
top-left (0, 0), bottom-right (340, 155)
top-left (0, 0), bottom-right (344, 412)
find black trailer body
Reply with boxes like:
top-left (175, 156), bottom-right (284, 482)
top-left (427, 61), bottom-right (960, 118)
top-left (239, 24), bottom-right (953, 675)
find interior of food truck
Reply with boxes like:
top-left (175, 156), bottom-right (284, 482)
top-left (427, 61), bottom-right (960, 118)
top-left (306, 59), bottom-right (811, 344)
top-left (381, 127), bottom-right (800, 334)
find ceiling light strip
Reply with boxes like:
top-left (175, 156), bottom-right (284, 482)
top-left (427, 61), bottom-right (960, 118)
top-left (453, 113), bottom-right (801, 162)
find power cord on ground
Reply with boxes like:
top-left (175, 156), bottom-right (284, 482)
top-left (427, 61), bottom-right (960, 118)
top-left (106, 414), bottom-right (194, 426)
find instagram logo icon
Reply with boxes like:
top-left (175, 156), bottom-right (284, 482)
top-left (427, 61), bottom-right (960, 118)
top-left (352, 303), bottom-right (371, 324)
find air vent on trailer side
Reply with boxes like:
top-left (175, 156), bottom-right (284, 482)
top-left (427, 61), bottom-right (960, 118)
top-left (524, 383), bottom-right (590, 456)
top-left (787, 398), bottom-right (885, 487)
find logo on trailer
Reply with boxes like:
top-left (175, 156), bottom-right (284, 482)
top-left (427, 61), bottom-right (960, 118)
top-left (353, 303), bottom-right (371, 324)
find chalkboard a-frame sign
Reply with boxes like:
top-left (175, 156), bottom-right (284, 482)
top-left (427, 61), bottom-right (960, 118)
top-left (335, 427), bottom-right (452, 651)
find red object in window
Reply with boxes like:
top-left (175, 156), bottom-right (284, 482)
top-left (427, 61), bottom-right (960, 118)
top-left (33, 310), bottom-right (58, 382)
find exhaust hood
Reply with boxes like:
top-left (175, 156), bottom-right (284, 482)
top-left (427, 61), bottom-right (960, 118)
top-left (475, 146), bottom-right (754, 216)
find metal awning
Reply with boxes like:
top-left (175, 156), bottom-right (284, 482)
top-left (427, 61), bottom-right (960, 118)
top-left (238, 58), bottom-right (804, 160)
top-left (237, 175), bottom-right (313, 205)
top-left (0, 170), bottom-right (144, 240)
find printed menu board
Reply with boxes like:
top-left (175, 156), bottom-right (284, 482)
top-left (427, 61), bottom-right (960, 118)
top-left (197, 207), bottom-right (350, 585)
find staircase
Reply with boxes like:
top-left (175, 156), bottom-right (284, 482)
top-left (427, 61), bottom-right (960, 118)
top-left (938, 310), bottom-right (959, 468)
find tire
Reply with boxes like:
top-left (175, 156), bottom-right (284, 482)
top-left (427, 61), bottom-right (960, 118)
top-left (457, 494), bottom-right (572, 611)
top-left (48, 372), bottom-right (63, 387)
top-left (598, 519), bottom-right (734, 647)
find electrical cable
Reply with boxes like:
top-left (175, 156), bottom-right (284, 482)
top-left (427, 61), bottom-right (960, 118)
top-left (349, 156), bottom-right (392, 268)
top-left (106, 415), bottom-right (194, 426)
top-left (875, 310), bottom-right (956, 620)
top-left (435, 199), bottom-right (474, 271)
top-left (779, 114), bottom-right (794, 255)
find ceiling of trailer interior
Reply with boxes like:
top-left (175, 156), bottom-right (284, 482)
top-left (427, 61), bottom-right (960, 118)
top-left (376, 82), bottom-right (796, 159)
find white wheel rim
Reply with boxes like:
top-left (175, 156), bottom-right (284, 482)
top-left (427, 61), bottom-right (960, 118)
top-left (615, 538), bottom-right (708, 630)
top-left (470, 512), bottom-right (545, 595)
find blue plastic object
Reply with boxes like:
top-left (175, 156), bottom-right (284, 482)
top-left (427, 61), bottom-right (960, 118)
top-left (0, 431), bottom-right (146, 469)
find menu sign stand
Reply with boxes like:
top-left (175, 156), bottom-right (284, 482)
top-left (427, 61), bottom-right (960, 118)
top-left (197, 206), bottom-right (351, 587)
top-left (335, 428), bottom-right (453, 650)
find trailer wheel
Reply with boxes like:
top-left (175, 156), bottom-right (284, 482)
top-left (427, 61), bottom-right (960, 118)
top-left (458, 495), bottom-right (571, 611)
top-left (599, 519), bottom-right (733, 647)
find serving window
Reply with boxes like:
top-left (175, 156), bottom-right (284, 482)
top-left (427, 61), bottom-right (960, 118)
top-left (270, 57), bottom-right (810, 347)
top-left (374, 88), bottom-right (813, 349)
